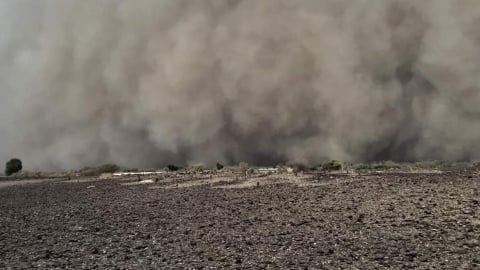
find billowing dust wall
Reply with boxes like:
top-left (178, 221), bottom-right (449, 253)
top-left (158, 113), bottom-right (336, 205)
top-left (1, 0), bottom-right (480, 169)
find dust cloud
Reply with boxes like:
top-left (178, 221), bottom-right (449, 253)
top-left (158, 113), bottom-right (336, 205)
top-left (1, 0), bottom-right (480, 170)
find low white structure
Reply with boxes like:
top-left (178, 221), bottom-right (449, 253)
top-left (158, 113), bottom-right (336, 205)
top-left (257, 167), bottom-right (279, 173)
top-left (112, 171), bottom-right (166, 177)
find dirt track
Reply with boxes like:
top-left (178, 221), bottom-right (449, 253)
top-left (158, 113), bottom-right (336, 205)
top-left (0, 172), bottom-right (479, 269)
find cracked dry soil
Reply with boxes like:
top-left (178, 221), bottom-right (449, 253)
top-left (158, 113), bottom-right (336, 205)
top-left (0, 172), bottom-right (479, 269)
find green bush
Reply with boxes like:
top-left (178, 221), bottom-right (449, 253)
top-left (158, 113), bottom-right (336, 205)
top-left (5, 158), bottom-right (22, 176)
top-left (216, 162), bottom-right (224, 170)
top-left (354, 161), bottom-right (401, 171)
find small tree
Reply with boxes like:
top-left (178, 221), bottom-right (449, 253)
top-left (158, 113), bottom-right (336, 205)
top-left (5, 158), bottom-right (22, 176)
top-left (216, 162), bottom-right (224, 170)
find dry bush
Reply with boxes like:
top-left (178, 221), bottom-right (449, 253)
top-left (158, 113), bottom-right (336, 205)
top-left (239, 162), bottom-right (248, 177)
top-left (189, 163), bottom-right (207, 172)
top-left (277, 166), bottom-right (288, 173)
top-left (321, 160), bottom-right (342, 171)
top-left (167, 164), bottom-right (182, 171)
top-left (78, 164), bottom-right (120, 176)
top-left (287, 161), bottom-right (309, 176)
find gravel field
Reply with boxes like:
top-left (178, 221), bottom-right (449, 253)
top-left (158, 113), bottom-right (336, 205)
top-left (0, 172), bottom-right (479, 269)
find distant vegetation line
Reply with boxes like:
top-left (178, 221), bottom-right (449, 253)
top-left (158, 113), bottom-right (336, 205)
top-left (2, 158), bottom-right (479, 179)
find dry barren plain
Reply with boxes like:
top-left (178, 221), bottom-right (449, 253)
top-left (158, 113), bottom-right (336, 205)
top-left (1, 170), bottom-right (479, 269)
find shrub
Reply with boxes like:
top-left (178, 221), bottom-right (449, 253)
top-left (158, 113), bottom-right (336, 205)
top-left (277, 166), bottom-right (288, 173)
top-left (189, 163), bottom-right (207, 172)
top-left (97, 164), bottom-right (120, 173)
top-left (287, 161), bottom-right (309, 174)
top-left (372, 161), bottom-right (401, 170)
top-left (239, 162), bottom-right (248, 176)
top-left (78, 163), bottom-right (120, 176)
top-left (285, 161), bottom-right (310, 176)
top-left (354, 161), bottom-right (402, 171)
top-left (414, 160), bottom-right (450, 170)
top-left (216, 162), bottom-right (224, 170)
top-left (321, 160), bottom-right (342, 171)
top-left (167, 164), bottom-right (181, 171)
top-left (5, 158), bottom-right (22, 176)
top-left (354, 163), bottom-right (372, 170)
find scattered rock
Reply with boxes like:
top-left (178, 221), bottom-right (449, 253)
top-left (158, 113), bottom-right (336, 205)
top-left (0, 171), bottom-right (478, 269)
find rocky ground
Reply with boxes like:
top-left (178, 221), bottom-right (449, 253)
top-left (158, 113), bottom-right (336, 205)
top-left (0, 171), bottom-right (479, 269)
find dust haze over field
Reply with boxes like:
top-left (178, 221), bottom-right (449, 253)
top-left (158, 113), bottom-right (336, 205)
top-left (1, 0), bottom-right (480, 170)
